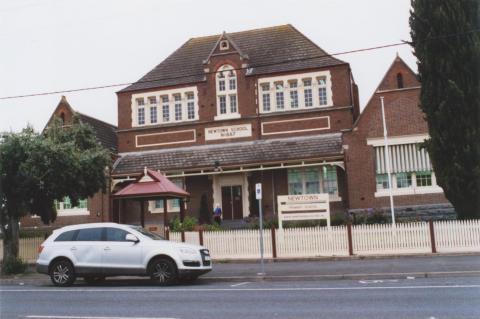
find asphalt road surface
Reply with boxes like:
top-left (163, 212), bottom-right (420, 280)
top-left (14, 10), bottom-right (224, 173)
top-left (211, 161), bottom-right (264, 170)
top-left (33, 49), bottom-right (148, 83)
top-left (1, 276), bottom-right (480, 319)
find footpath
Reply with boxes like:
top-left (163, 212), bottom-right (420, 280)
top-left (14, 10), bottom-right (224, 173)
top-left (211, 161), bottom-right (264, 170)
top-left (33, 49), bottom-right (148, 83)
top-left (1, 253), bottom-right (479, 286)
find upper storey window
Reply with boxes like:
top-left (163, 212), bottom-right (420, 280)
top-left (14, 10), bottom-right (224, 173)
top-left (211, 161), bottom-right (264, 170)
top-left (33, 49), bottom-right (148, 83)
top-left (131, 86), bottom-right (198, 127)
top-left (258, 71), bottom-right (333, 114)
top-left (215, 65), bottom-right (239, 120)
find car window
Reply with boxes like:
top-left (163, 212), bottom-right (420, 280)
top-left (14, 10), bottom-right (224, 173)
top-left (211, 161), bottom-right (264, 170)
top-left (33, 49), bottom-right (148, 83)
top-left (129, 226), bottom-right (164, 240)
top-left (105, 228), bottom-right (129, 242)
top-left (54, 230), bottom-right (78, 242)
top-left (76, 228), bottom-right (103, 241)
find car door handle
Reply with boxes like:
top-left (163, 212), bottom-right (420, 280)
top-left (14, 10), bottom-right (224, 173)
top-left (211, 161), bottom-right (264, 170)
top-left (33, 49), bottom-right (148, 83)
top-left (104, 247), bottom-right (111, 251)
top-left (70, 247), bottom-right (77, 251)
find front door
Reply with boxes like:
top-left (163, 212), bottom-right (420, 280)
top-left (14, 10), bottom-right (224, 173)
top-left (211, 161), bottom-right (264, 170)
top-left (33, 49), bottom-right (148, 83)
top-left (221, 185), bottom-right (243, 220)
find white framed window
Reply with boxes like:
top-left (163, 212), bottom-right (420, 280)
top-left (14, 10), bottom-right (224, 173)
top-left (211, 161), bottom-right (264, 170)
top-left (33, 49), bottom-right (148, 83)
top-left (149, 178), bottom-right (185, 213)
top-left (131, 87), bottom-right (198, 127)
top-left (186, 92), bottom-right (195, 120)
top-left (136, 98), bottom-right (145, 125)
top-left (215, 65), bottom-right (240, 120)
top-left (258, 71), bottom-right (332, 113)
top-left (303, 79), bottom-right (313, 107)
top-left (174, 94), bottom-right (182, 121)
top-left (416, 171), bottom-right (432, 187)
top-left (261, 83), bottom-right (271, 112)
top-left (287, 166), bottom-right (340, 200)
top-left (317, 77), bottom-right (327, 106)
top-left (375, 171), bottom-right (441, 197)
top-left (55, 197), bottom-right (89, 216)
top-left (275, 82), bottom-right (285, 110)
top-left (289, 81), bottom-right (299, 109)
top-left (161, 96), bottom-right (170, 122)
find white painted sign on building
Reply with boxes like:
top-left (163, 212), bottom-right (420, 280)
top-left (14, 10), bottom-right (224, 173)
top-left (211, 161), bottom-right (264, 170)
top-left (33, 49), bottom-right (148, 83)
top-left (205, 124), bottom-right (252, 141)
top-left (277, 194), bottom-right (330, 229)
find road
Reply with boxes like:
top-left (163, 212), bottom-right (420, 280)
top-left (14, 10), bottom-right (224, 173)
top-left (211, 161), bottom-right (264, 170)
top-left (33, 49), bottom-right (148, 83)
top-left (1, 276), bottom-right (480, 319)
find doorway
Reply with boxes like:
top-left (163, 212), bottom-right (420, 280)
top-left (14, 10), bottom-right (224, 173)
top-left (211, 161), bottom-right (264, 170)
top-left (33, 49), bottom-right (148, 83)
top-left (221, 185), bottom-right (243, 220)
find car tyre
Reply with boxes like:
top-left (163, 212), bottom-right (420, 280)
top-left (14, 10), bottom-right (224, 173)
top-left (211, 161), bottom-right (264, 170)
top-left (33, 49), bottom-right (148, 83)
top-left (149, 257), bottom-right (177, 286)
top-left (49, 259), bottom-right (76, 287)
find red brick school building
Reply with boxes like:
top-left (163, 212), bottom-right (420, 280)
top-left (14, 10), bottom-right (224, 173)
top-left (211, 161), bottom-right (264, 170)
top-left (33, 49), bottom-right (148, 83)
top-left (21, 25), bottom-right (452, 230)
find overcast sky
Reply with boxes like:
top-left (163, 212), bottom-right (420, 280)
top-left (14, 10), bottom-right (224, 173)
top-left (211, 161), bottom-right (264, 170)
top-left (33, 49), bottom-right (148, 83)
top-left (0, 0), bottom-right (416, 132)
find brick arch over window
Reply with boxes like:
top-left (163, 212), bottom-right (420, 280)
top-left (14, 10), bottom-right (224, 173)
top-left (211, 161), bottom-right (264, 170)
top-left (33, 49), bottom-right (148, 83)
top-left (215, 64), bottom-right (239, 120)
top-left (396, 72), bottom-right (404, 89)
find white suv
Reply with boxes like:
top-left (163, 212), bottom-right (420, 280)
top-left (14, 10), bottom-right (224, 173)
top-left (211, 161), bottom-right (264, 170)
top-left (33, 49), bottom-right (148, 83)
top-left (36, 223), bottom-right (212, 287)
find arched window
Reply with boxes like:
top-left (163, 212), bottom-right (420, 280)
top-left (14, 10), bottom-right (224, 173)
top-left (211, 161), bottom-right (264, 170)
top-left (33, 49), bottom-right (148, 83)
top-left (396, 73), bottom-right (404, 89)
top-left (215, 65), bottom-right (239, 120)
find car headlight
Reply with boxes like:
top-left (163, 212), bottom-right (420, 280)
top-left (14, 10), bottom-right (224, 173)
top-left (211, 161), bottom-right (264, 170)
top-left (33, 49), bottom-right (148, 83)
top-left (179, 247), bottom-right (197, 255)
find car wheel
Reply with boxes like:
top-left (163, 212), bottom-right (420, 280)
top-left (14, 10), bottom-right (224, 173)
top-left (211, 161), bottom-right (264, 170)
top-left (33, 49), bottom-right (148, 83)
top-left (50, 259), bottom-right (76, 287)
top-left (83, 276), bottom-right (105, 284)
top-left (149, 258), bottom-right (177, 286)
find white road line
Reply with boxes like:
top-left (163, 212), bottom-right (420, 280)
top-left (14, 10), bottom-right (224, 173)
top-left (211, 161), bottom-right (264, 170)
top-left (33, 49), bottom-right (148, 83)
top-left (25, 316), bottom-right (178, 319)
top-left (2, 284), bottom-right (480, 293)
top-left (230, 282), bottom-right (250, 287)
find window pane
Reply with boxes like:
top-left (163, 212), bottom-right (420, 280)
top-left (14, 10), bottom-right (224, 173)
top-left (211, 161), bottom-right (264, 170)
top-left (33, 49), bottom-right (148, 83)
top-left (219, 80), bottom-right (225, 91)
top-left (155, 200), bottom-right (164, 209)
top-left (229, 95), bottom-right (237, 113)
top-left (396, 172), bottom-right (412, 188)
top-left (288, 169), bottom-right (303, 195)
top-left (76, 228), bottom-right (103, 241)
top-left (304, 88), bottom-right (313, 107)
top-left (55, 230), bottom-right (77, 242)
top-left (276, 91), bottom-right (284, 110)
top-left (305, 168), bottom-right (320, 194)
top-left (229, 78), bottom-right (236, 90)
top-left (63, 197), bottom-right (72, 209)
top-left (376, 174), bottom-right (389, 190)
top-left (175, 103), bottom-right (182, 121)
top-left (290, 90), bottom-right (298, 108)
top-left (106, 228), bottom-right (129, 242)
top-left (219, 96), bottom-right (227, 114)
top-left (262, 93), bottom-right (271, 111)
top-left (138, 108), bottom-right (145, 125)
top-left (261, 83), bottom-right (270, 91)
top-left (162, 104), bottom-right (170, 122)
top-left (187, 101), bottom-right (195, 119)
top-left (150, 106), bottom-right (157, 124)
top-left (318, 87), bottom-right (327, 106)
top-left (323, 166), bottom-right (338, 195)
top-left (416, 171), bottom-right (432, 187)
top-left (77, 199), bottom-right (87, 209)
top-left (148, 97), bottom-right (157, 105)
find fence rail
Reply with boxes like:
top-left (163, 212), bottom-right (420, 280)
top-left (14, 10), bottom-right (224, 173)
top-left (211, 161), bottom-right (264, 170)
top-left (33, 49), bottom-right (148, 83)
top-left (1, 220), bottom-right (479, 262)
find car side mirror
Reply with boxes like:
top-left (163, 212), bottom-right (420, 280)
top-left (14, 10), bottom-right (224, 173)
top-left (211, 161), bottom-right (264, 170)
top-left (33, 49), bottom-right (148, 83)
top-left (125, 234), bottom-right (139, 243)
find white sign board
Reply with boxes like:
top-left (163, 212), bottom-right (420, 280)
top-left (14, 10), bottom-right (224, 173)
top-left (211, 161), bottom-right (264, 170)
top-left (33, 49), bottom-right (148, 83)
top-left (277, 194), bottom-right (330, 229)
top-left (255, 183), bottom-right (262, 200)
top-left (205, 124), bottom-right (252, 141)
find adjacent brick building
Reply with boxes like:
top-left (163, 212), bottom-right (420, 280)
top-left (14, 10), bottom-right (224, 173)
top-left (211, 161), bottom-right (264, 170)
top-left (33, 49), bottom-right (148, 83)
top-left (21, 96), bottom-right (117, 229)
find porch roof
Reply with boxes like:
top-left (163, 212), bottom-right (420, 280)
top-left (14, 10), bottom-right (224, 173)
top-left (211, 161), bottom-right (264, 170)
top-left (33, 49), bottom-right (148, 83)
top-left (112, 133), bottom-right (343, 176)
top-left (113, 168), bottom-right (190, 199)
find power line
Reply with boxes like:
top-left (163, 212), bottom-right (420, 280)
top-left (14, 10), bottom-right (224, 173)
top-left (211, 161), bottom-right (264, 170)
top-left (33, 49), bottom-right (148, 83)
top-left (1, 28), bottom-right (478, 101)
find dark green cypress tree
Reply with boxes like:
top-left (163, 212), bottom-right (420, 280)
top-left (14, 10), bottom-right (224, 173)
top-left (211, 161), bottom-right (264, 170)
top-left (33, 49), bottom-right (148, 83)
top-left (410, 0), bottom-right (480, 219)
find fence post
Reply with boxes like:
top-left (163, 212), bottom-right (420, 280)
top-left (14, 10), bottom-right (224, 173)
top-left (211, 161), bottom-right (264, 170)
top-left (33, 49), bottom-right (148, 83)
top-left (181, 230), bottom-right (185, 243)
top-left (271, 226), bottom-right (277, 259)
top-left (199, 229), bottom-right (204, 246)
top-left (165, 228), bottom-right (170, 241)
top-left (429, 220), bottom-right (437, 253)
top-left (347, 223), bottom-right (354, 256)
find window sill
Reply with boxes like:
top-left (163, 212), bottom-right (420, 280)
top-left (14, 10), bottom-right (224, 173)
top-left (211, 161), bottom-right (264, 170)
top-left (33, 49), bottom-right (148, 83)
top-left (30, 209), bottom-right (90, 217)
top-left (375, 186), bottom-right (443, 198)
top-left (214, 113), bottom-right (241, 121)
top-left (150, 208), bottom-right (180, 214)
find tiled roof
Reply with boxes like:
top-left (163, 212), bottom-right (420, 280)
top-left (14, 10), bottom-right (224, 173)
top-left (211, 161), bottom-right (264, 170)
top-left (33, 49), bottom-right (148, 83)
top-left (120, 24), bottom-right (345, 92)
top-left (112, 133), bottom-right (343, 175)
top-left (76, 112), bottom-right (118, 153)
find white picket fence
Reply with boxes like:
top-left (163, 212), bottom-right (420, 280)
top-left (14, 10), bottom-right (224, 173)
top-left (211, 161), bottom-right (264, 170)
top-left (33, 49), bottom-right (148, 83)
top-left (1, 220), bottom-right (479, 262)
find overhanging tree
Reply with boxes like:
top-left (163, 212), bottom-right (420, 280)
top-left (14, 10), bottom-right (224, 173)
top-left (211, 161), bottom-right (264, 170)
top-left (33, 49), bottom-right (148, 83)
top-left (410, 0), bottom-right (480, 219)
top-left (0, 118), bottom-right (110, 261)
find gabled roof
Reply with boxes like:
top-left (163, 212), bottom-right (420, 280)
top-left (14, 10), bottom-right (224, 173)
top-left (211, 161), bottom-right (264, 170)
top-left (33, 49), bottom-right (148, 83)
top-left (113, 168), bottom-right (190, 199)
top-left (120, 24), bottom-right (346, 92)
top-left (112, 133), bottom-right (343, 175)
top-left (45, 96), bottom-right (118, 153)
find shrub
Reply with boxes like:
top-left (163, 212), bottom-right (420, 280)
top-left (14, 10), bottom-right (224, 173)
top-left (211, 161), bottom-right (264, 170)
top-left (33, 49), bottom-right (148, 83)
top-left (169, 216), bottom-right (198, 232)
top-left (202, 223), bottom-right (222, 231)
top-left (1, 257), bottom-right (28, 275)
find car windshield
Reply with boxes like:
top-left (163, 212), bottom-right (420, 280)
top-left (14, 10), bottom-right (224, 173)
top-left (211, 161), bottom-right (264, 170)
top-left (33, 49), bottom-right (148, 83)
top-left (129, 226), bottom-right (165, 240)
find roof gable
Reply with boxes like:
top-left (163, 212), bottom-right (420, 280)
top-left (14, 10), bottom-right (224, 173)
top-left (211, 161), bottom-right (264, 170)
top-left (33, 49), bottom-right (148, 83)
top-left (377, 54), bottom-right (420, 91)
top-left (119, 24), bottom-right (346, 92)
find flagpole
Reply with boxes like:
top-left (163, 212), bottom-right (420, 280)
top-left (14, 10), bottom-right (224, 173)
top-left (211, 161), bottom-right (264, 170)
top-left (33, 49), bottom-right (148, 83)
top-left (380, 96), bottom-right (396, 227)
